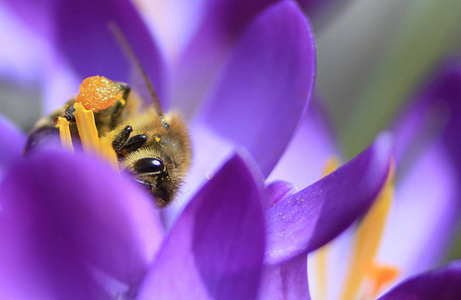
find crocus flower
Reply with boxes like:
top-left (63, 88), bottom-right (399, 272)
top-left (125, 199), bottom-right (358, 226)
top-left (299, 62), bottom-right (461, 299)
top-left (0, 0), bottom-right (397, 299)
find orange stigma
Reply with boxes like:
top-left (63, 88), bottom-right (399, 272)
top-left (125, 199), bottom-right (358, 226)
top-left (76, 76), bottom-right (125, 112)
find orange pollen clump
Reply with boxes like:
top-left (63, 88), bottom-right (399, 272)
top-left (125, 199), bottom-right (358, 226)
top-left (76, 76), bottom-right (124, 112)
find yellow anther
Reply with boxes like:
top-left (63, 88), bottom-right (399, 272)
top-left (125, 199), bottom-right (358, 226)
top-left (76, 76), bottom-right (124, 112)
top-left (340, 164), bottom-right (395, 300)
top-left (56, 117), bottom-right (74, 151)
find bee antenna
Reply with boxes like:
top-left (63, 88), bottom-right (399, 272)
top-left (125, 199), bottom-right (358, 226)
top-left (109, 22), bottom-right (169, 128)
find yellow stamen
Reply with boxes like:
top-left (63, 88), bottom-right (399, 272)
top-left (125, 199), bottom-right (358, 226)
top-left (312, 156), bottom-right (341, 300)
top-left (73, 102), bottom-right (100, 153)
top-left (340, 165), bottom-right (395, 300)
top-left (99, 138), bottom-right (119, 171)
top-left (72, 102), bottom-right (119, 169)
top-left (322, 156), bottom-right (341, 177)
top-left (56, 117), bottom-right (74, 151)
top-left (367, 263), bottom-right (401, 298)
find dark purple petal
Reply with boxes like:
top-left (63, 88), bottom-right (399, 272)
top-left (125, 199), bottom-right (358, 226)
top-left (170, 0), bottom-right (279, 114)
top-left (138, 153), bottom-right (265, 300)
top-left (258, 254), bottom-right (310, 300)
top-left (268, 97), bottom-right (340, 189)
top-left (264, 180), bottom-right (298, 210)
top-left (265, 133), bottom-right (392, 265)
top-left (195, 0), bottom-right (316, 177)
top-left (0, 114), bottom-right (25, 179)
top-left (378, 260), bottom-right (461, 300)
top-left (0, 150), bottom-right (163, 299)
top-left (298, 0), bottom-right (345, 16)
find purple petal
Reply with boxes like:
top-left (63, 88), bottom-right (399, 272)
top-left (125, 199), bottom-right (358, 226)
top-left (0, 3), bottom-right (47, 84)
top-left (264, 180), bottom-right (298, 210)
top-left (265, 133), bottom-right (392, 265)
top-left (268, 97), bottom-right (340, 189)
top-left (378, 260), bottom-right (461, 300)
top-left (160, 123), bottom-right (236, 228)
top-left (0, 114), bottom-right (25, 180)
top-left (133, 0), bottom-right (211, 63)
top-left (4, 0), bottom-right (167, 110)
top-left (393, 61), bottom-right (461, 170)
top-left (376, 60), bottom-right (461, 279)
top-left (170, 0), bottom-right (279, 115)
top-left (298, 0), bottom-right (345, 16)
top-left (0, 150), bottom-right (163, 298)
top-left (377, 138), bottom-right (459, 279)
top-left (138, 153), bottom-right (265, 300)
top-left (55, 0), bottom-right (165, 97)
top-left (258, 254), bottom-right (310, 300)
top-left (1, 0), bottom-right (54, 39)
top-left (195, 0), bottom-right (316, 177)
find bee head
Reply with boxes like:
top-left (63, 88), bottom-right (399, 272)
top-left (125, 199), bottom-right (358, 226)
top-left (131, 157), bottom-right (178, 207)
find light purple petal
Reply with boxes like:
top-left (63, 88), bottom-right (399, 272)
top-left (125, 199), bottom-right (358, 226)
top-left (0, 150), bottom-right (163, 299)
top-left (138, 153), bottom-right (265, 300)
top-left (55, 0), bottom-right (166, 105)
top-left (268, 96), bottom-right (340, 189)
top-left (377, 139), bottom-right (459, 279)
top-left (132, 0), bottom-right (210, 66)
top-left (265, 133), bottom-right (392, 265)
top-left (0, 114), bottom-right (25, 180)
top-left (258, 254), bottom-right (310, 300)
top-left (160, 123), bottom-right (235, 229)
top-left (393, 61), bottom-right (461, 168)
top-left (0, 3), bottom-right (48, 84)
top-left (1, 0), bottom-right (54, 38)
top-left (195, 0), bottom-right (316, 177)
top-left (377, 61), bottom-right (461, 277)
top-left (170, 0), bottom-right (279, 115)
top-left (378, 260), bottom-right (461, 300)
top-left (4, 0), bottom-right (167, 111)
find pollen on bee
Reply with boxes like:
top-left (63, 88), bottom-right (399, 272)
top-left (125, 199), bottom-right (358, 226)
top-left (76, 76), bottom-right (125, 112)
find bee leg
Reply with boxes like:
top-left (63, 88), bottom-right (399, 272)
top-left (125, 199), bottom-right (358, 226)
top-left (120, 134), bottom-right (147, 156)
top-left (112, 125), bottom-right (133, 153)
top-left (64, 103), bottom-right (77, 122)
top-left (112, 125), bottom-right (147, 157)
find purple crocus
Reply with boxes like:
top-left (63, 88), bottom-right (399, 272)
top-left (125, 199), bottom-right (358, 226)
top-left (299, 63), bottom-right (461, 299)
top-left (0, 0), bottom-right (406, 299)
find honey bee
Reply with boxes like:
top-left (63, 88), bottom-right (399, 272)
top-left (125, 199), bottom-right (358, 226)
top-left (25, 31), bottom-right (192, 208)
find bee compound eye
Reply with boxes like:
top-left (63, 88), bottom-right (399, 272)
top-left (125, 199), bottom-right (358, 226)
top-left (133, 157), bottom-right (165, 174)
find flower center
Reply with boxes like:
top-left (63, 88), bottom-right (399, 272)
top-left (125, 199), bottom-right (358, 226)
top-left (339, 165), bottom-right (398, 300)
top-left (312, 158), bottom-right (400, 300)
top-left (55, 76), bottom-right (120, 170)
